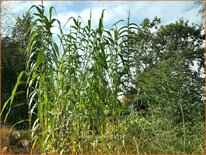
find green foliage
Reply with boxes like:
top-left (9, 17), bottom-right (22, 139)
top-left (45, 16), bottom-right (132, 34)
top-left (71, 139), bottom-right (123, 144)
top-left (126, 17), bottom-right (204, 124)
top-left (1, 5), bottom-right (204, 154)
top-left (195, 0), bottom-right (205, 19)
top-left (1, 13), bottom-right (33, 128)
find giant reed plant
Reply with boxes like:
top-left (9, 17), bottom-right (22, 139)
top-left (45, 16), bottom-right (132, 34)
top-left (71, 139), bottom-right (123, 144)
top-left (1, 5), bottom-right (142, 154)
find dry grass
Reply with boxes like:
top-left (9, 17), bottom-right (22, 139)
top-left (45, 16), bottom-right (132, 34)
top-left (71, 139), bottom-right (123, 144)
top-left (0, 126), bottom-right (11, 151)
top-left (0, 126), bottom-right (41, 154)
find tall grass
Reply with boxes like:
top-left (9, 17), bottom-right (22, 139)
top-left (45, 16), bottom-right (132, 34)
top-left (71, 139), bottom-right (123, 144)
top-left (1, 5), bottom-right (138, 154)
top-left (1, 5), bottom-right (204, 154)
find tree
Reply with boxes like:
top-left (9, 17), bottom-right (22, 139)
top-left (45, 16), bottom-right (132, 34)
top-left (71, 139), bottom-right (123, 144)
top-left (1, 1), bottom-right (15, 36)
top-left (124, 17), bottom-right (204, 124)
top-left (1, 13), bottom-right (33, 128)
top-left (195, 0), bottom-right (205, 19)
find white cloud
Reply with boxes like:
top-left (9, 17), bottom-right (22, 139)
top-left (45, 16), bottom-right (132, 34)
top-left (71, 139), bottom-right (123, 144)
top-left (9, 1), bottom-right (55, 14)
top-left (126, 2), bottom-right (200, 24)
top-left (53, 3), bottom-right (129, 30)
top-left (53, 1), bottom-right (202, 31)
top-left (4, 1), bottom-right (202, 34)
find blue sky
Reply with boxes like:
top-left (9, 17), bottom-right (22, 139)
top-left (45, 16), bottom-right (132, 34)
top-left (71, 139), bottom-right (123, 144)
top-left (4, 1), bottom-right (203, 30)
top-left (2, 1), bottom-right (203, 74)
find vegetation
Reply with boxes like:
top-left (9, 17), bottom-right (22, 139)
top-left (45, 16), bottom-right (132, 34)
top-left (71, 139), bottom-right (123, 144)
top-left (1, 13), bottom-right (33, 128)
top-left (1, 5), bottom-right (204, 154)
top-left (0, 126), bottom-right (41, 154)
top-left (196, 0), bottom-right (205, 19)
